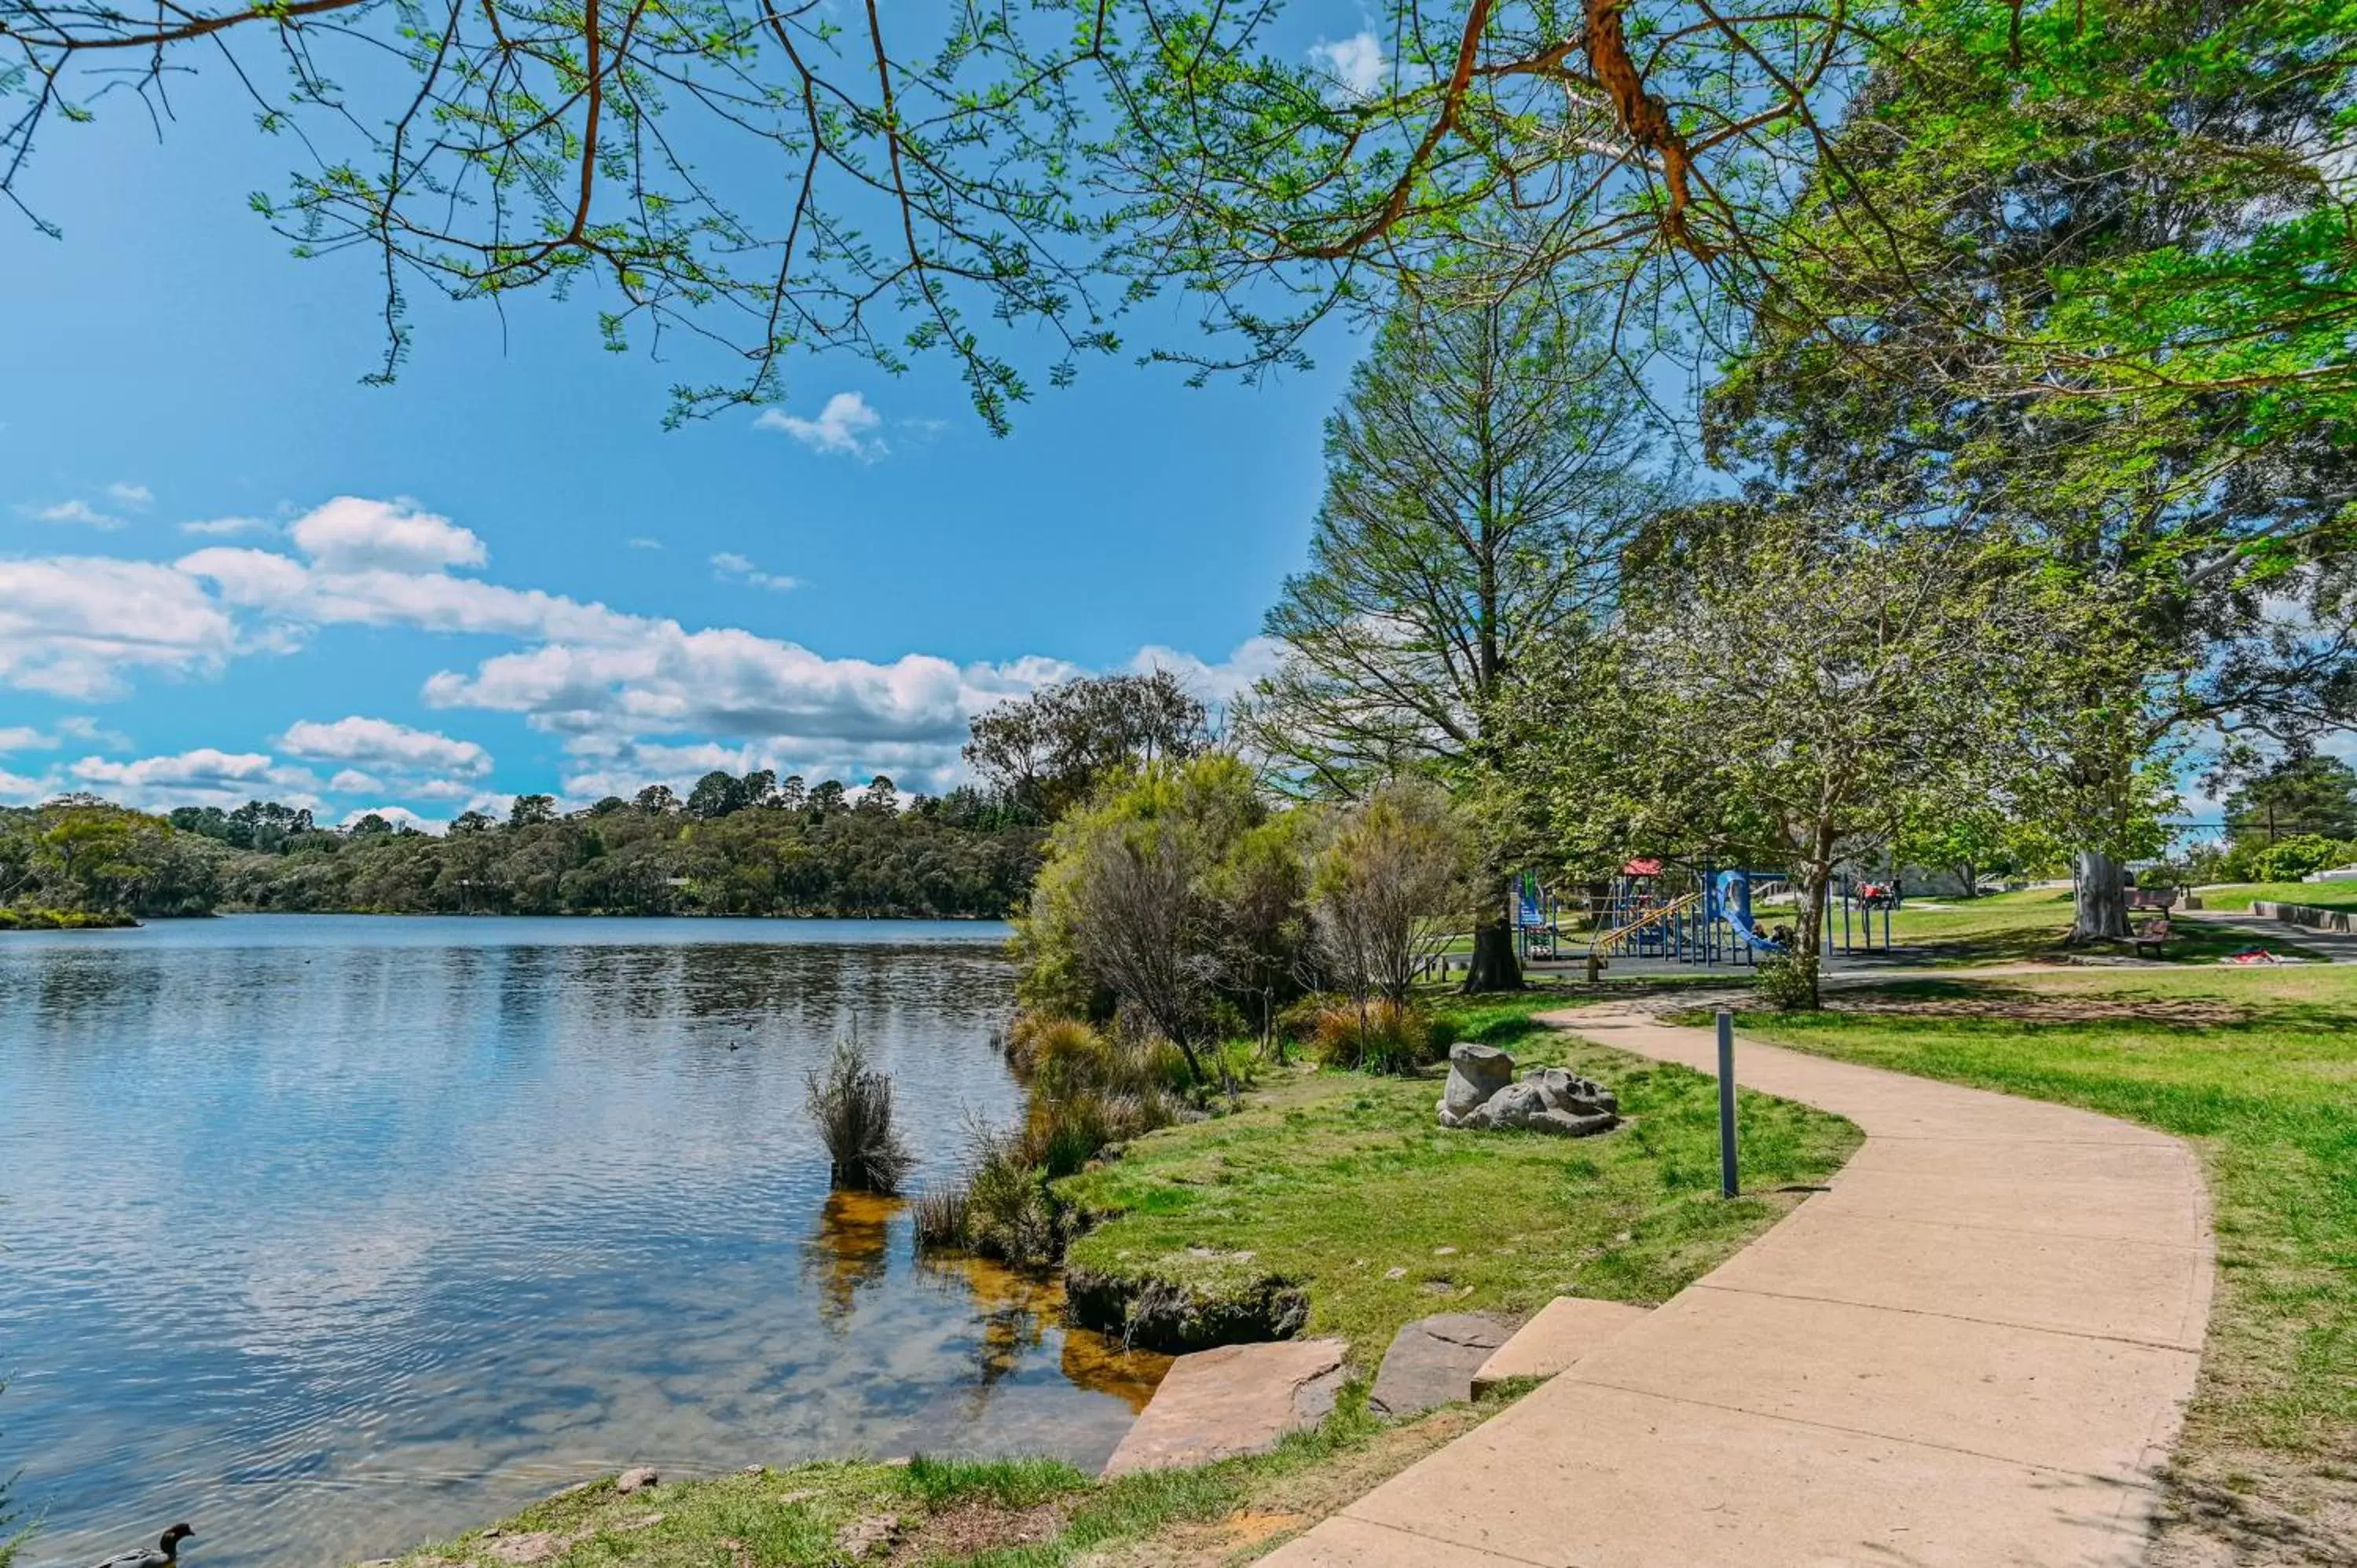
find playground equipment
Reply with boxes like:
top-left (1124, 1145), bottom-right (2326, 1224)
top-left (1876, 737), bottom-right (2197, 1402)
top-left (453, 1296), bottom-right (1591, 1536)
top-left (1578, 862), bottom-right (1907, 971)
top-left (1588, 860), bottom-right (1790, 971)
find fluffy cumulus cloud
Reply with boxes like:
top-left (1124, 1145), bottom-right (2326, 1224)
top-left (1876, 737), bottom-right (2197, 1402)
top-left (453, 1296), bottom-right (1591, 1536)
top-left (2, 492), bottom-right (1270, 810)
top-left (339, 804), bottom-right (434, 830)
top-left (1129, 636), bottom-right (1288, 707)
top-left (278, 715), bottom-right (494, 778)
top-left (288, 496), bottom-right (489, 573)
top-left (755, 391), bottom-right (887, 459)
top-left (71, 748), bottom-right (327, 811)
top-left (107, 482), bottom-right (154, 507)
top-left (0, 556), bottom-right (239, 698)
top-left (1308, 31), bottom-right (1387, 97)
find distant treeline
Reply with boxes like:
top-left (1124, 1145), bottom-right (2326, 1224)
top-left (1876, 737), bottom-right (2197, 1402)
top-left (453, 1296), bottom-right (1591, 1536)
top-left (2, 773), bottom-right (1045, 920)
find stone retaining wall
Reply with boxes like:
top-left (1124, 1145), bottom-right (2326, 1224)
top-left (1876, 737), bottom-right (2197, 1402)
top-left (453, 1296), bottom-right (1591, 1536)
top-left (2253, 899), bottom-right (2357, 933)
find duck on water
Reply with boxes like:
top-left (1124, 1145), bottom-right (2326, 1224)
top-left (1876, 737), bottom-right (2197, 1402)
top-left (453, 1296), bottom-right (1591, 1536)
top-left (93, 1525), bottom-right (194, 1568)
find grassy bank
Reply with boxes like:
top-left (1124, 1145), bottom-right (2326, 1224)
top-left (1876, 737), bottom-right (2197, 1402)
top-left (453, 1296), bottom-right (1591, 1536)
top-left (1056, 989), bottom-right (1859, 1361)
top-left (383, 1383), bottom-right (1536, 1568)
top-left (0, 907), bottom-right (137, 930)
top-left (1717, 968), bottom-right (2357, 1563)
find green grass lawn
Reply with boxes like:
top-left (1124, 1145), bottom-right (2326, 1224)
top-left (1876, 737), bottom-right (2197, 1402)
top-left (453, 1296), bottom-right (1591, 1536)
top-left (1058, 991), bottom-right (1860, 1364)
top-left (2193, 880), bottom-right (2357, 914)
top-left (1721, 968), bottom-right (2357, 1559)
top-left (1879, 885), bottom-right (2322, 964)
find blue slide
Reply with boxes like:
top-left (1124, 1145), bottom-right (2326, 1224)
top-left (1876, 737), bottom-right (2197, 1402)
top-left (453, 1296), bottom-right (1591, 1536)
top-left (1707, 870), bottom-right (1787, 954)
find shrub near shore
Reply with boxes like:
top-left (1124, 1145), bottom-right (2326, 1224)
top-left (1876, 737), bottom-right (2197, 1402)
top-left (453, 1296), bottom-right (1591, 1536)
top-left (912, 1013), bottom-right (1201, 1269)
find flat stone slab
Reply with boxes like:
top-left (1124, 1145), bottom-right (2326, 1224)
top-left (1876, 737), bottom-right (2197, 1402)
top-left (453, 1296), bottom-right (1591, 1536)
top-left (1102, 1338), bottom-right (1348, 1476)
top-left (1470, 1296), bottom-right (1650, 1395)
top-left (1368, 1313), bottom-right (1516, 1418)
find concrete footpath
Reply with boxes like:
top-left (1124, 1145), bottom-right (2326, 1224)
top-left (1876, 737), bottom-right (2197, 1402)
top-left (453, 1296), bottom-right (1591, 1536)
top-left (1261, 1005), bottom-right (2214, 1568)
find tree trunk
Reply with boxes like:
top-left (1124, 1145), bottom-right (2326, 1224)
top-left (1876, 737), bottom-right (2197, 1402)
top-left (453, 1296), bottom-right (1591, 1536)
top-left (1461, 894), bottom-right (1525, 993)
top-left (2069, 849), bottom-right (2132, 943)
top-left (1793, 866), bottom-right (1828, 1009)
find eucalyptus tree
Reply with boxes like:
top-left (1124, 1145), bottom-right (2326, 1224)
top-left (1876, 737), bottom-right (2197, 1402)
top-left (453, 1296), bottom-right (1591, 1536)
top-left (1242, 274), bottom-right (1671, 989)
top-left (963, 669), bottom-right (1209, 822)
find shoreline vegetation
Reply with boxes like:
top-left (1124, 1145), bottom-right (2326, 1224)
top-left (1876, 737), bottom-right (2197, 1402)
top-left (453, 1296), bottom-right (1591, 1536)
top-left (0, 782), bottom-right (1046, 925)
top-left (378, 983), bottom-right (1860, 1568)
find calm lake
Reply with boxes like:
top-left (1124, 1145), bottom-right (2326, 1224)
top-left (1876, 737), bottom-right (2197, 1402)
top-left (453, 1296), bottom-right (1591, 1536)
top-left (0, 915), bottom-right (1167, 1568)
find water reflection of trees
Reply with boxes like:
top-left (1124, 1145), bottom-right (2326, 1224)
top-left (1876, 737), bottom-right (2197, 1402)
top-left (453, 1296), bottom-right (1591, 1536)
top-left (805, 1191), bottom-right (1170, 1413)
top-left (806, 1189), bottom-right (904, 1327)
top-left (914, 1253), bottom-right (1171, 1416)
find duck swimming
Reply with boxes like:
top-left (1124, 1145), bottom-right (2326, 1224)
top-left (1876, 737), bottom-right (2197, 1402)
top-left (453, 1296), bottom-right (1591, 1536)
top-left (93, 1524), bottom-right (193, 1568)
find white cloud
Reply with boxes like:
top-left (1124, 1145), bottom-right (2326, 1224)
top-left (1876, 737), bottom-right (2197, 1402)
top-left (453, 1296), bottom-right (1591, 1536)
top-left (2, 492), bottom-right (1269, 809)
top-left (288, 496), bottom-right (489, 573)
top-left (0, 556), bottom-right (239, 698)
top-left (70, 748), bottom-right (325, 811)
top-left (107, 482), bottom-right (154, 507)
top-left (0, 726), bottom-right (60, 752)
top-left (711, 551), bottom-right (801, 592)
top-left (1129, 636), bottom-right (1286, 707)
top-left (24, 499), bottom-right (123, 529)
top-left (278, 715), bottom-right (494, 778)
top-left (0, 768), bottom-right (64, 804)
top-left (1308, 31), bottom-right (1387, 97)
top-left (340, 804), bottom-right (434, 831)
top-left (755, 392), bottom-right (888, 459)
top-left (181, 515), bottom-right (277, 538)
top-left (626, 537), bottom-right (662, 551)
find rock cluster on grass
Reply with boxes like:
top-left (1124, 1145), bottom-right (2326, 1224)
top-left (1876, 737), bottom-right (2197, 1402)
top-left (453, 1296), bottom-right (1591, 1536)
top-left (1437, 1043), bottom-right (1620, 1137)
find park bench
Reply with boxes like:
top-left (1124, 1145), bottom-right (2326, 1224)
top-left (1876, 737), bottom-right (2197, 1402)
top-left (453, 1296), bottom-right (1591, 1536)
top-left (2132, 915), bottom-right (2173, 959)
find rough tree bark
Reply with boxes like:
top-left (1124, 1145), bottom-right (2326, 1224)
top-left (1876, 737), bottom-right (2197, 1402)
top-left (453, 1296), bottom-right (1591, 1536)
top-left (2069, 849), bottom-right (2132, 943)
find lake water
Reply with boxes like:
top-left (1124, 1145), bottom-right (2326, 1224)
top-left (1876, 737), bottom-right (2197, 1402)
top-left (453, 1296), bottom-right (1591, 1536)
top-left (0, 916), bottom-right (1167, 1568)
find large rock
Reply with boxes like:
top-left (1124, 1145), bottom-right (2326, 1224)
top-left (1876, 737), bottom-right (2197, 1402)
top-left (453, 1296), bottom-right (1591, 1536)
top-left (1439, 1043), bottom-right (1517, 1126)
top-left (1441, 1057), bottom-right (1621, 1137)
top-left (1102, 1338), bottom-right (1349, 1476)
top-left (1528, 1108), bottom-right (1618, 1138)
top-left (1368, 1313), bottom-right (1517, 1418)
top-left (1527, 1067), bottom-right (1619, 1118)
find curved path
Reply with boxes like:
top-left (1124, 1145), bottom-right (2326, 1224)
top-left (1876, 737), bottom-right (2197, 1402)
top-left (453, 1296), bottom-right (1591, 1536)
top-left (1262, 1004), bottom-right (2214, 1568)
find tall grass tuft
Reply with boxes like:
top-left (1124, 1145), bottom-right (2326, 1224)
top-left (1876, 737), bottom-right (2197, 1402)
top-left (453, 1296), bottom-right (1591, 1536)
top-left (909, 1181), bottom-right (970, 1252)
top-left (804, 1034), bottom-right (914, 1193)
top-left (1308, 998), bottom-right (1453, 1074)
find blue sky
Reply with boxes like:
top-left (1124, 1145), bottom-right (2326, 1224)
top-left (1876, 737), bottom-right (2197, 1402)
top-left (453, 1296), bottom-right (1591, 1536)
top-left (0, 25), bottom-right (1402, 825)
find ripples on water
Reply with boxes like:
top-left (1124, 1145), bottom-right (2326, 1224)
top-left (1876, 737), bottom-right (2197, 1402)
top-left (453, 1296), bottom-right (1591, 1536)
top-left (0, 916), bottom-right (1169, 1568)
